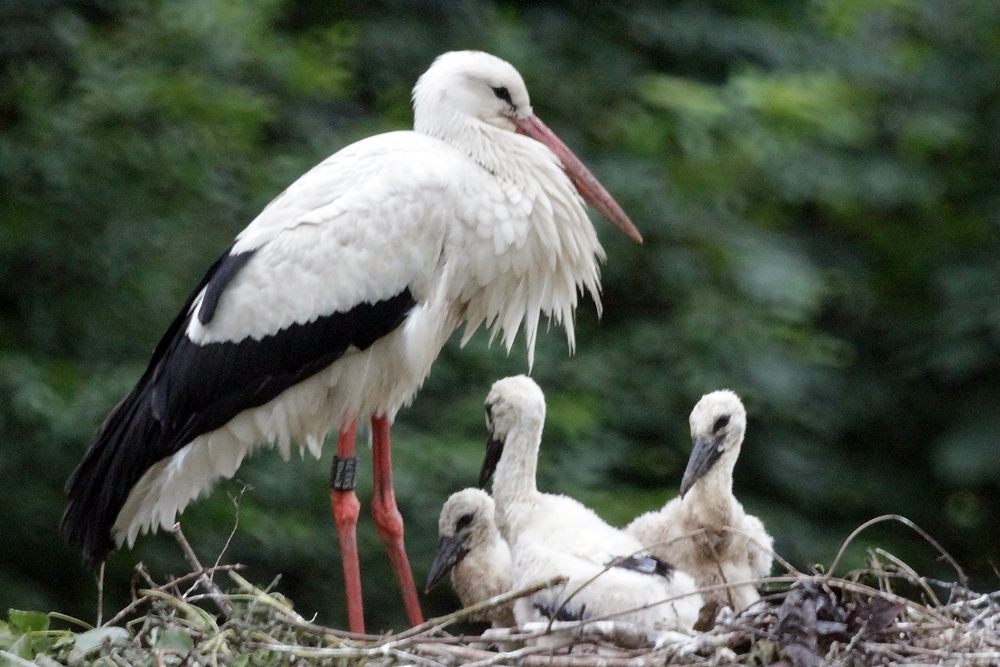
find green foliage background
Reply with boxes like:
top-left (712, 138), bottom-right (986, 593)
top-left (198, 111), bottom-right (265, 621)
top-left (1, 0), bottom-right (997, 633)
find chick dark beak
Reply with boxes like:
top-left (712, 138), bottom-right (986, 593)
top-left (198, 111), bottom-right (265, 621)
top-left (424, 532), bottom-right (471, 593)
top-left (478, 433), bottom-right (505, 489)
top-left (680, 434), bottom-right (724, 497)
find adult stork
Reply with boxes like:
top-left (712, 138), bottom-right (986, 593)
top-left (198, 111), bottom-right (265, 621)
top-left (60, 50), bottom-right (642, 633)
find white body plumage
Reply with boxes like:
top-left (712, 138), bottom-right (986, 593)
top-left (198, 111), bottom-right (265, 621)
top-left (63, 50), bottom-right (641, 564)
top-left (627, 390), bottom-right (774, 622)
top-left (482, 376), bottom-right (701, 635)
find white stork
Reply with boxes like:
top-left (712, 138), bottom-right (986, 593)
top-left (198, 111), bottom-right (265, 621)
top-left (480, 376), bottom-right (701, 636)
top-left (626, 390), bottom-right (774, 627)
top-left (425, 488), bottom-right (515, 628)
top-left (60, 50), bottom-right (642, 633)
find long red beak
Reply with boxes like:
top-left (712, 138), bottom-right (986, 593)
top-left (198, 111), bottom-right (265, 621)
top-left (514, 114), bottom-right (643, 243)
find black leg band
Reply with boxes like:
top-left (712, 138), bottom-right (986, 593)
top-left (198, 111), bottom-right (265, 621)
top-left (331, 455), bottom-right (359, 491)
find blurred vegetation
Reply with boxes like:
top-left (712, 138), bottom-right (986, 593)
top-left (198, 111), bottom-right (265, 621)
top-left (1, 0), bottom-right (997, 634)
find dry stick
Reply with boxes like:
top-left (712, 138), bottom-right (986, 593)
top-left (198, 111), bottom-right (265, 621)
top-left (138, 588), bottom-right (220, 633)
top-left (213, 486), bottom-right (248, 574)
top-left (241, 639), bottom-right (456, 666)
top-left (873, 547), bottom-right (942, 607)
top-left (792, 573), bottom-right (952, 625)
top-left (689, 572), bottom-right (950, 630)
top-left (101, 596), bottom-right (152, 629)
top-left (386, 647), bottom-right (451, 667)
top-left (422, 643), bottom-right (670, 667)
top-left (96, 561), bottom-right (106, 628)
top-left (384, 577), bottom-right (568, 643)
top-left (827, 514), bottom-right (968, 591)
top-left (442, 556), bottom-right (946, 655)
top-left (98, 563), bottom-right (244, 627)
top-left (457, 638), bottom-right (577, 667)
top-left (226, 569), bottom-right (375, 642)
top-left (102, 563), bottom-right (169, 628)
top-left (108, 653), bottom-right (131, 667)
top-left (867, 643), bottom-right (1000, 661)
top-left (171, 523), bottom-right (234, 618)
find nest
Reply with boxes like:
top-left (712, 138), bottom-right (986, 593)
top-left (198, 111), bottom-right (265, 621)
top-left (16, 516), bottom-right (1000, 667)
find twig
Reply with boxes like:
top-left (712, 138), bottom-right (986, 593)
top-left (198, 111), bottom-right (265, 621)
top-left (459, 638), bottom-right (576, 667)
top-left (139, 588), bottom-right (220, 633)
top-left (226, 569), bottom-right (374, 641)
top-left (385, 577), bottom-right (567, 643)
top-left (828, 515), bottom-right (968, 591)
top-left (214, 486), bottom-right (248, 574)
top-left (96, 561), bottom-right (106, 628)
top-left (102, 593), bottom-right (153, 628)
top-left (873, 548), bottom-right (942, 607)
top-left (387, 647), bottom-right (451, 667)
top-left (171, 522), bottom-right (234, 618)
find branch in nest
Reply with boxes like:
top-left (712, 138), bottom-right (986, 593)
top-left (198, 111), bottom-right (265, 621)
top-left (171, 522), bottom-right (234, 618)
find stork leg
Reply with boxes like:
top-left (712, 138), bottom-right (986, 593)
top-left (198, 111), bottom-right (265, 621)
top-left (370, 414), bottom-right (425, 627)
top-left (330, 420), bottom-right (365, 634)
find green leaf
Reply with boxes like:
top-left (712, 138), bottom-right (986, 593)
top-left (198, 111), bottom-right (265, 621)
top-left (5, 612), bottom-right (47, 636)
top-left (152, 628), bottom-right (194, 653)
top-left (68, 626), bottom-right (131, 662)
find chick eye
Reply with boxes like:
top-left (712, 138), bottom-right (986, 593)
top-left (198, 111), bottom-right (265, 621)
top-left (491, 86), bottom-right (513, 106)
top-left (456, 512), bottom-right (475, 531)
top-left (712, 415), bottom-right (730, 433)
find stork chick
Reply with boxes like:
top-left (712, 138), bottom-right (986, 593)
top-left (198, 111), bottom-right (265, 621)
top-left (481, 376), bottom-right (701, 637)
top-left (627, 390), bottom-right (773, 627)
top-left (425, 488), bottom-right (515, 627)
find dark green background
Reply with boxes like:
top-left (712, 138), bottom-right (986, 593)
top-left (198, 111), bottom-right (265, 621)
top-left (1, 0), bottom-right (997, 633)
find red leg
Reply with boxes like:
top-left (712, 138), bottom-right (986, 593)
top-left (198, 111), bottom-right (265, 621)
top-left (330, 420), bottom-right (365, 634)
top-left (370, 414), bottom-right (425, 627)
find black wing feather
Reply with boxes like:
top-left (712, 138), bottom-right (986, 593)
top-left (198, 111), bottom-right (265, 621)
top-left (611, 554), bottom-right (676, 579)
top-left (61, 245), bottom-right (416, 565)
top-left (198, 249), bottom-right (256, 325)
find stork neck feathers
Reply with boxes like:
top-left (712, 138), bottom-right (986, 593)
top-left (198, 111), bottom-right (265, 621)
top-left (491, 410), bottom-right (542, 505)
top-left (682, 390), bottom-right (747, 522)
top-left (683, 448), bottom-right (738, 523)
top-left (437, 118), bottom-right (533, 184)
top-left (486, 377), bottom-right (546, 517)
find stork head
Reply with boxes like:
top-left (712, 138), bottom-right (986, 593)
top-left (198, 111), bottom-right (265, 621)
top-left (414, 50), bottom-right (532, 135)
top-left (479, 375), bottom-right (546, 488)
top-left (680, 390), bottom-right (747, 497)
top-left (413, 51), bottom-right (642, 243)
top-left (425, 488), bottom-right (497, 592)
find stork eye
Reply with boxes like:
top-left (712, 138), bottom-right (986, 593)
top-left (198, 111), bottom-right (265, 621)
top-left (713, 415), bottom-right (730, 433)
top-left (456, 512), bottom-right (475, 531)
top-left (491, 86), bottom-right (513, 106)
